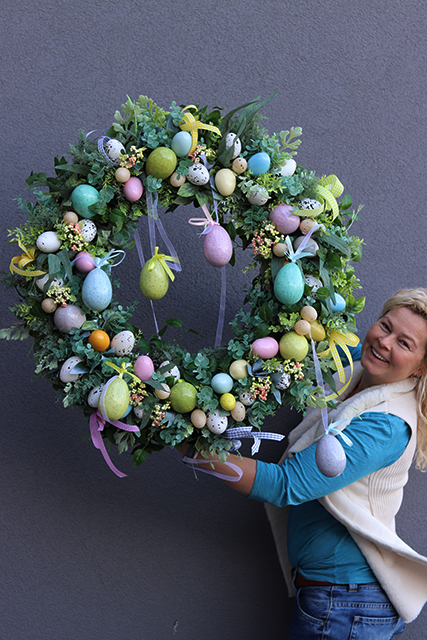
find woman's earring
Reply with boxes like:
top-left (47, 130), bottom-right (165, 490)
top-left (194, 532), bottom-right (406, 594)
top-left (414, 373), bottom-right (420, 381)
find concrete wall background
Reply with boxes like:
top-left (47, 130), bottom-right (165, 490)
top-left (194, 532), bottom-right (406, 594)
top-left (1, 1), bottom-right (426, 638)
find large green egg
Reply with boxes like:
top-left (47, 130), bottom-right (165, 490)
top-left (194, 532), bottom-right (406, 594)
top-left (98, 376), bottom-right (130, 422)
top-left (145, 147), bottom-right (177, 179)
top-left (274, 262), bottom-right (304, 305)
top-left (71, 184), bottom-right (99, 217)
top-left (139, 260), bottom-right (169, 300)
top-left (170, 380), bottom-right (198, 414)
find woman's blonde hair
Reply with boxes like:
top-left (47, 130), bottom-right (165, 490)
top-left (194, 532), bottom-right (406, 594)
top-left (381, 288), bottom-right (427, 470)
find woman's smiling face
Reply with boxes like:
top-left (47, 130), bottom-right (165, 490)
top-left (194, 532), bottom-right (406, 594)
top-left (361, 306), bottom-right (427, 388)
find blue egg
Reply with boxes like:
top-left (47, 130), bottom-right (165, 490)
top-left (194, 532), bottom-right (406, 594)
top-left (82, 267), bottom-right (112, 311)
top-left (274, 262), bottom-right (304, 305)
top-left (211, 373), bottom-right (234, 394)
top-left (247, 152), bottom-right (271, 176)
top-left (171, 131), bottom-right (192, 157)
top-left (330, 293), bottom-right (346, 313)
top-left (71, 184), bottom-right (99, 217)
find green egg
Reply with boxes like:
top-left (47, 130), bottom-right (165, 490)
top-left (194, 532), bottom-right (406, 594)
top-left (139, 260), bottom-right (169, 300)
top-left (145, 147), bottom-right (177, 179)
top-left (170, 380), bottom-right (198, 414)
top-left (279, 332), bottom-right (309, 361)
top-left (274, 262), bottom-right (304, 305)
top-left (98, 376), bottom-right (130, 422)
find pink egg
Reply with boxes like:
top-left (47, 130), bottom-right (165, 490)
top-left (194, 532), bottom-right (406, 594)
top-left (269, 204), bottom-right (300, 234)
top-left (74, 251), bottom-right (96, 273)
top-left (251, 337), bottom-right (279, 359)
top-left (203, 225), bottom-right (233, 267)
top-left (123, 177), bottom-right (143, 202)
top-left (134, 355), bottom-right (154, 381)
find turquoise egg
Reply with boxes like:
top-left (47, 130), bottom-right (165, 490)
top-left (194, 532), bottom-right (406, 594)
top-left (171, 131), bottom-right (192, 157)
top-left (71, 184), bottom-right (99, 217)
top-left (82, 267), bottom-right (112, 311)
top-left (330, 293), bottom-right (346, 312)
top-left (274, 262), bottom-right (304, 305)
top-left (247, 152), bottom-right (271, 176)
top-left (211, 373), bottom-right (234, 394)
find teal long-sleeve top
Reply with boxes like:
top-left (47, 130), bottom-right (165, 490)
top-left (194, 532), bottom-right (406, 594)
top-left (249, 347), bottom-right (411, 584)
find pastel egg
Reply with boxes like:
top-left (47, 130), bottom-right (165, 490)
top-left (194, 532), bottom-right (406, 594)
top-left (225, 133), bottom-right (242, 159)
top-left (269, 204), bottom-right (300, 234)
top-left (111, 330), bottom-right (135, 356)
top-left (87, 385), bottom-right (104, 408)
top-left (98, 376), bottom-right (130, 422)
top-left (274, 262), bottom-right (305, 305)
top-left (145, 147), bottom-right (177, 179)
top-left (123, 176), bottom-right (143, 202)
top-left (203, 225), bottom-right (233, 267)
top-left (169, 171), bottom-right (186, 187)
top-left (170, 381), bottom-right (198, 414)
top-left (211, 373), bottom-right (233, 394)
top-left (155, 384), bottom-right (171, 400)
top-left (300, 305), bottom-right (318, 322)
top-left (272, 243), bottom-right (287, 257)
top-left (41, 298), bottom-right (57, 313)
top-left (279, 158), bottom-right (297, 176)
top-left (232, 157), bottom-right (247, 174)
top-left (305, 275), bottom-right (323, 293)
top-left (134, 355), bottom-right (154, 381)
top-left (294, 319), bottom-right (311, 336)
top-left (82, 268), bottom-right (112, 311)
top-left (80, 220), bottom-right (97, 242)
top-left (36, 274), bottom-right (63, 292)
top-left (293, 236), bottom-right (319, 257)
top-left (104, 139), bottom-right (125, 164)
top-left (187, 163), bottom-right (210, 185)
top-left (299, 218), bottom-right (318, 234)
top-left (63, 211), bottom-right (79, 224)
top-left (238, 390), bottom-right (255, 406)
top-left (206, 410), bottom-right (228, 435)
top-left (247, 152), bottom-right (271, 176)
top-left (159, 361), bottom-right (180, 383)
top-left (309, 320), bottom-right (326, 342)
top-left (74, 251), bottom-right (96, 273)
top-left (59, 356), bottom-right (84, 383)
top-left (230, 401), bottom-right (246, 422)
top-left (315, 433), bottom-right (346, 477)
top-left (191, 409), bottom-right (207, 429)
top-left (115, 167), bottom-right (131, 183)
top-left (229, 359), bottom-right (248, 380)
top-left (247, 187), bottom-right (269, 206)
top-left (279, 332), bottom-right (309, 361)
top-left (36, 231), bottom-right (62, 253)
top-left (139, 259), bottom-right (169, 300)
top-left (54, 305), bottom-right (86, 333)
top-left (214, 168), bottom-right (236, 196)
top-left (71, 184), bottom-right (99, 217)
top-left (171, 131), bottom-right (192, 157)
top-left (252, 337), bottom-right (279, 359)
top-left (330, 293), bottom-right (346, 313)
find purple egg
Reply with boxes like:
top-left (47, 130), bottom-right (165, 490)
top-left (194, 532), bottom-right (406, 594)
top-left (269, 204), bottom-right (300, 234)
top-left (54, 305), bottom-right (87, 333)
top-left (75, 251), bottom-right (96, 273)
top-left (251, 337), bottom-right (279, 359)
top-left (123, 177), bottom-right (143, 202)
top-left (315, 434), bottom-right (346, 477)
top-left (203, 225), bottom-right (233, 267)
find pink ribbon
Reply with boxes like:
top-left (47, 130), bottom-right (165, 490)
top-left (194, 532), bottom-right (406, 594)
top-left (90, 409), bottom-right (140, 478)
top-left (188, 204), bottom-right (220, 236)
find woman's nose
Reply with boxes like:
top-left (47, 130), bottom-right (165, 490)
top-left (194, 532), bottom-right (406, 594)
top-left (378, 334), bottom-right (393, 348)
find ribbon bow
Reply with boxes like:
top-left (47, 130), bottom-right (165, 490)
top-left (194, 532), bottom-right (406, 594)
top-left (324, 418), bottom-right (353, 447)
top-left (223, 426), bottom-right (285, 456)
top-left (10, 239), bottom-right (46, 277)
top-left (105, 360), bottom-right (142, 385)
top-left (179, 105), bottom-right (222, 154)
top-left (146, 246), bottom-right (180, 282)
top-left (295, 174), bottom-right (344, 220)
top-left (90, 409), bottom-right (140, 478)
top-left (188, 204), bottom-right (219, 236)
top-left (284, 223), bottom-right (322, 262)
top-left (318, 329), bottom-right (360, 400)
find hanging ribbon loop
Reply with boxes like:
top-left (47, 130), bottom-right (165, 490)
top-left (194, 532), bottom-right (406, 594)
top-left (146, 246), bottom-right (179, 282)
top-left (179, 105), bottom-right (222, 154)
top-left (188, 204), bottom-right (219, 235)
top-left (90, 409), bottom-right (140, 478)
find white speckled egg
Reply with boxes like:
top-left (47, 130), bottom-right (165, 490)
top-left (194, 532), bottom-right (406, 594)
top-left (36, 231), bottom-right (62, 253)
top-left (230, 401), bottom-right (246, 422)
top-left (134, 405), bottom-right (147, 419)
top-left (111, 331), bottom-right (135, 356)
top-left (80, 219), bottom-right (97, 242)
top-left (206, 409), bottom-right (228, 434)
top-left (226, 133), bottom-right (242, 159)
top-left (104, 139), bottom-right (125, 165)
top-left (87, 385), bottom-right (104, 408)
top-left (36, 275), bottom-right (64, 292)
top-left (59, 356), bottom-right (84, 383)
top-left (187, 163), bottom-right (210, 185)
top-left (304, 275), bottom-right (323, 294)
top-left (275, 371), bottom-right (291, 391)
top-left (300, 198), bottom-right (322, 211)
top-left (159, 361), bottom-right (180, 383)
top-left (238, 390), bottom-right (256, 406)
top-left (279, 158), bottom-right (297, 176)
top-left (247, 187), bottom-right (269, 206)
top-left (315, 433), bottom-right (346, 477)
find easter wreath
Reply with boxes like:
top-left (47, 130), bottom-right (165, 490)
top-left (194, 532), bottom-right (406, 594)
top-left (2, 93), bottom-right (365, 477)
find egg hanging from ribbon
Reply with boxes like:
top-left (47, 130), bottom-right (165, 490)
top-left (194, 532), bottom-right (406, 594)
top-left (139, 259), bottom-right (169, 300)
top-left (82, 267), bottom-right (112, 311)
top-left (203, 226), bottom-right (233, 267)
top-left (274, 262), bottom-right (304, 305)
top-left (315, 433), bottom-right (346, 477)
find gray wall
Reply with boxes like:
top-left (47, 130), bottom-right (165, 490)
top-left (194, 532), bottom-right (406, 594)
top-left (1, 1), bottom-right (426, 638)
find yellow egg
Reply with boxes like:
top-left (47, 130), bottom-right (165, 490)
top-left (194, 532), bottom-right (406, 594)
top-left (214, 168), bottom-right (236, 196)
top-left (99, 377), bottom-right (130, 421)
top-left (190, 409), bottom-right (207, 429)
top-left (300, 305), bottom-right (318, 322)
top-left (230, 401), bottom-right (246, 422)
top-left (139, 259), bottom-right (169, 300)
top-left (279, 331), bottom-right (309, 361)
top-left (294, 319), bottom-right (311, 336)
top-left (309, 319), bottom-right (326, 341)
top-left (229, 359), bottom-right (248, 380)
top-left (220, 393), bottom-right (236, 411)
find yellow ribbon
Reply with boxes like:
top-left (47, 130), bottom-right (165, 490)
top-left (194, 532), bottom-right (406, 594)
top-left (147, 246), bottom-right (180, 282)
top-left (179, 105), bottom-right (222, 154)
top-left (318, 329), bottom-right (359, 400)
top-left (9, 239), bottom-right (46, 277)
top-left (105, 361), bottom-right (141, 385)
top-left (294, 174), bottom-right (344, 220)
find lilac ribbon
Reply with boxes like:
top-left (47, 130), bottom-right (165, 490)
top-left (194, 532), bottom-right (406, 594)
top-left (222, 426), bottom-right (285, 455)
top-left (146, 190), bottom-right (181, 272)
top-left (188, 203), bottom-right (219, 235)
top-left (181, 454), bottom-right (243, 482)
top-left (90, 409), bottom-right (140, 478)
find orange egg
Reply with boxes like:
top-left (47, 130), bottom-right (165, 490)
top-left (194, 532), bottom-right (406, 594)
top-left (88, 330), bottom-right (110, 352)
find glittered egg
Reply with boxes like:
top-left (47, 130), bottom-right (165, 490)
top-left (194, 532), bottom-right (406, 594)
top-left (203, 225), bottom-right (233, 267)
top-left (145, 147), bottom-right (177, 179)
top-left (247, 152), bottom-right (271, 176)
top-left (279, 331), bottom-right (309, 361)
top-left (170, 380), bottom-right (198, 414)
top-left (247, 187), bottom-right (269, 206)
top-left (111, 330), bottom-right (135, 357)
top-left (80, 219), bottom-right (97, 242)
top-left (187, 163), bottom-right (210, 185)
top-left (82, 267), bottom-right (112, 312)
top-left (134, 355), bottom-right (154, 381)
top-left (315, 433), bottom-right (346, 477)
top-left (305, 275), bottom-right (323, 293)
top-left (54, 305), bottom-right (86, 333)
top-left (171, 131), bottom-right (192, 157)
top-left (229, 359), bottom-right (248, 380)
top-left (71, 184), bottom-right (99, 217)
top-left (104, 139), bottom-right (125, 165)
top-left (191, 409), bottom-right (207, 429)
top-left (123, 176), bottom-right (143, 202)
top-left (206, 410), bottom-right (228, 435)
top-left (231, 157), bottom-right (247, 174)
top-left (238, 390), bottom-right (255, 406)
top-left (87, 385), bottom-right (104, 408)
top-left (269, 204), bottom-right (300, 235)
top-left (211, 373), bottom-right (234, 394)
top-left (251, 337), bottom-right (279, 359)
top-left (230, 401), bottom-right (246, 422)
top-left (225, 133), bottom-right (242, 159)
top-left (74, 251), bottom-right (96, 273)
top-left (36, 231), bottom-right (62, 253)
top-left (279, 158), bottom-right (297, 176)
top-left (274, 262), bottom-right (304, 305)
top-left (59, 356), bottom-right (84, 383)
top-left (98, 376), bottom-right (130, 422)
top-left (214, 168), bottom-right (236, 196)
top-left (294, 236), bottom-right (319, 257)
top-left (139, 259), bottom-right (169, 300)
top-left (330, 293), bottom-right (346, 313)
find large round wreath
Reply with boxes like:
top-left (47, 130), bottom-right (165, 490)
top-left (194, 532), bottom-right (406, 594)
top-left (3, 93), bottom-right (365, 476)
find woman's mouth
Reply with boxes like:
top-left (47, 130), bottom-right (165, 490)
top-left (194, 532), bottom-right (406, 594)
top-left (371, 347), bottom-right (388, 363)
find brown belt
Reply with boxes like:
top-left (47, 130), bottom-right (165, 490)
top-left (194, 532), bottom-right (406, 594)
top-left (294, 572), bottom-right (376, 588)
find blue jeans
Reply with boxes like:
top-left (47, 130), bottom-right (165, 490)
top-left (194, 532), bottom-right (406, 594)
top-left (289, 583), bottom-right (405, 639)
